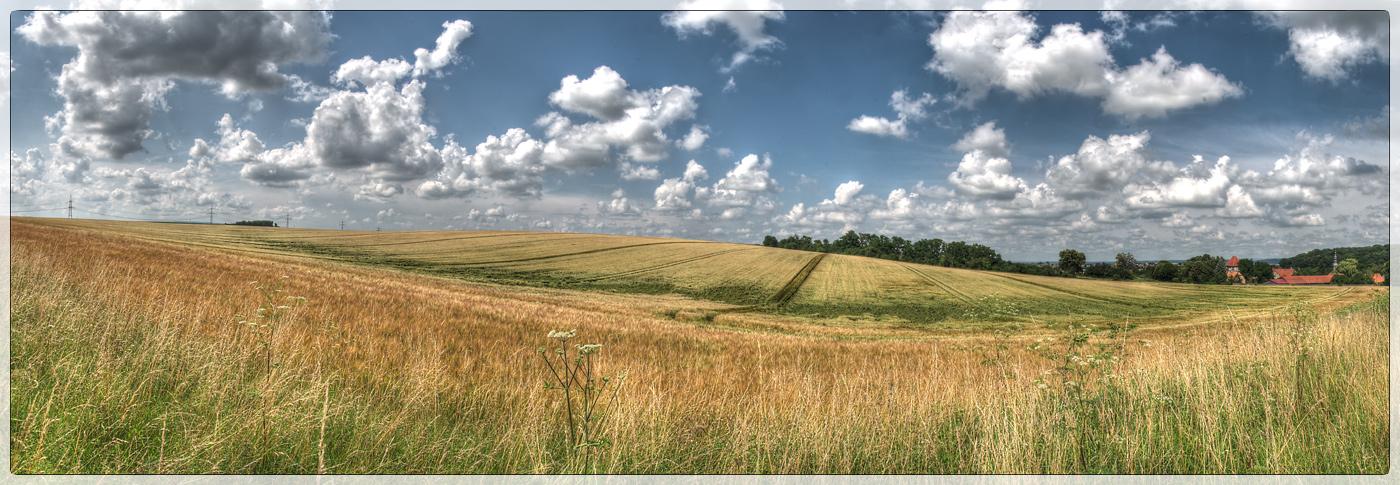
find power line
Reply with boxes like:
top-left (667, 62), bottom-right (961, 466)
top-left (67, 195), bottom-right (73, 219)
top-left (75, 208), bottom-right (204, 223)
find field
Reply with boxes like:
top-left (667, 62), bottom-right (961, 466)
top-left (9, 217), bottom-right (1390, 474)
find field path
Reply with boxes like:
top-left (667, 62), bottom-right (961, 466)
top-left (767, 253), bottom-right (827, 308)
top-left (585, 247), bottom-right (755, 282)
top-left (901, 264), bottom-right (977, 304)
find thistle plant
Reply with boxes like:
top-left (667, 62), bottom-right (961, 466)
top-left (233, 275), bottom-right (306, 450)
top-left (236, 276), bottom-right (307, 376)
top-left (1026, 315), bottom-right (1136, 398)
top-left (1283, 303), bottom-right (1318, 410)
top-left (537, 329), bottom-right (628, 455)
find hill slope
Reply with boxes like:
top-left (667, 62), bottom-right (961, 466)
top-left (18, 217), bottom-right (1361, 333)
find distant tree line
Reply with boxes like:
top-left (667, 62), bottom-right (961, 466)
top-left (1277, 244), bottom-right (1389, 277)
top-left (232, 220), bottom-right (277, 227)
top-left (762, 233), bottom-right (1388, 285)
top-left (761, 231), bottom-right (1072, 277)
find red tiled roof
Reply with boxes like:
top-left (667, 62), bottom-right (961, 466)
top-left (1273, 268), bottom-right (1295, 277)
top-left (1373, 273), bottom-right (1386, 284)
top-left (1226, 256), bottom-right (1239, 267)
top-left (1270, 274), bottom-right (1333, 285)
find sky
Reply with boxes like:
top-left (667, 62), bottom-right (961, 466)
top-left (5, 3), bottom-right (1393, 262)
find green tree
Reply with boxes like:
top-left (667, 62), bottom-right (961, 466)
top-left (1183, 259), bottom-right (1216, 284)
top-left (1151, 261), bottom-right (1178, 281)
top-left (762, 235), bottom-right (778, 247)
top-left (1114, 253), bottom-right (1137, 280)
top-left (1333, 258), bottom-right (1368, 285)
top-left (1059, 249), bottom-right (1086, 275)
top-left (1249, 261), bottom-right (1275, 284)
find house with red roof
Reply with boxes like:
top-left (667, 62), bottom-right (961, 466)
top-left (1272, 268), bottom-right (1295, 278)
top-left (1224, 256), bottom-right (1245, 284)
top-left (1264, 274), bottom-right (1334, 285)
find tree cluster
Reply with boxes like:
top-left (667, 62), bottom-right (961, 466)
top-left (761, 232), bottom-right (1071, 277)
top-left (232, 220), bottom-right (277, 227)
top-left (1277, 244), bottom-right (1389, 280)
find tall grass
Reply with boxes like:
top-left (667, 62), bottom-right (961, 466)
top-left (9, 220), bottom-right (1389, 474)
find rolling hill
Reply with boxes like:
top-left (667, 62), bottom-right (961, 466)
top-left (17, 217), bottom-right (1358, 334)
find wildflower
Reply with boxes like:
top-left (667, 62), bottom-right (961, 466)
top-left (548, 329), bottom-right (578, 339)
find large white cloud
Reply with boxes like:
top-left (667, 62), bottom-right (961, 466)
top-left (416, 128), bottom-right (547, 199)
top-left (1123, 155), bottom-right (1235, 214)
top-left (947, 149), bottom-right (1024, 201)
top-left (1261, 12), bottom-right (1388, 82)
top-left (303, 80), bottom-right (444, 181)
top-left (333, 57), bottom-right (413, 88)
top-left (653, 160), bottom-right (709, 211)
top-left (1044, 131), bottom-right (1152, 199)
top-left (662, 0), bottom-right (785, 72)
top-left (1261, 132), bottom-right (1384, 192)
top-left (1102, 47), bottom-right (1244, 120)
top-left (951, 121), bottom-right (1009, 158)
top-left (927, 11), bottom-right (1240, 119)
top-left (210, 20), bottom-right (477, 191)
top-left (696, 153), bottom-right (779, 212)
top-left (16, 11), bottom-right (332, 159)
top-left (539, 66), bottom-right (701, 170)
top-left (414, 19), bottom-right (474, 76)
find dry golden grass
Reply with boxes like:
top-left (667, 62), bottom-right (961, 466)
top-left (20, 217), bottom-right (1356, 334)
top-left (9, 217), bottom-right (1388, 474)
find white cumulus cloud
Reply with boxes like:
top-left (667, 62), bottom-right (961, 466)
top-left (662, 0), bottom-right (785, 72)
top-left (928, 11), bottom-right (1240, 119)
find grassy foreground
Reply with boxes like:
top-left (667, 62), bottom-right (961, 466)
top-left (9, 219), bottom-right (1391, 474)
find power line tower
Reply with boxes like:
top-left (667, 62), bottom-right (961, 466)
top-left (285, 212), bottom-right (291, 229)
top-left (341, 219), bottom-right (345, 230)
top-left (67, 195), bottom-right (73, 218)
top-left (208, 206), bottom-right (215, 224)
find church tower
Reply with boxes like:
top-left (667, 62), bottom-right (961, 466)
top-left (1333, 251), bottom-right (1338, 274)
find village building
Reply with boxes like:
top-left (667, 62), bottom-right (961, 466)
top-left (1225, 256), bottom-right (1245, 284)
top-left (1256, 251), bottom-right (1386, 286)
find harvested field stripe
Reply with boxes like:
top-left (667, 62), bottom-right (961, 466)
top-left (982, 273), bottom-right (1120, 305)
top-left (901, 264), bottom-right (975, 304)
top-left (585, 247), bottom-right (755, 282)
top-left (342, 232), bottom-right (588, 248)
top-left (441, 241), bottom-right (696, 266)
top-left (767, 253), bottom-right (826, 308)
top-left (984, 272), bottom-right (1169, 309)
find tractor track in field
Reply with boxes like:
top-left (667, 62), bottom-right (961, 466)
top-left (901, 264), bottom-right (977, 304)
top-left (984, 272), bottom-right (1175, 310)
top-left (436, 241), bottom-right (696, 266)
top-left (766, 253), bottom-right (827, 308)
top-left (584, 247), bottom-right (756, 282)
top-left (334, 232), bottom-right (559, 248)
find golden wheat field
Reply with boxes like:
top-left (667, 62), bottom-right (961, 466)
top-left (9, 217), bottom-right (1390, 474)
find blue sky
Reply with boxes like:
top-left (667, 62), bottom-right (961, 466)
top-left (6, 6), bottom-right (1392, 261)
